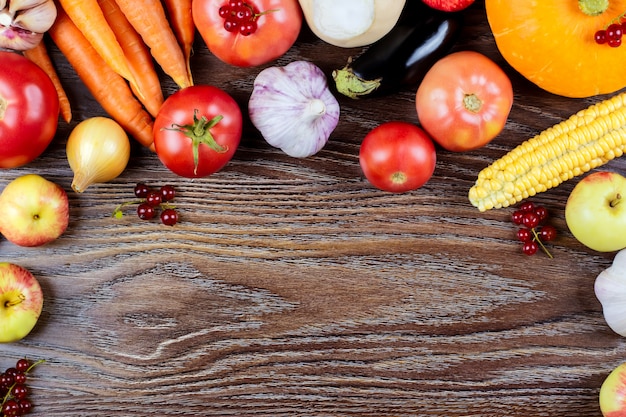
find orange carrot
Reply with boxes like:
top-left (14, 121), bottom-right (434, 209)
top-left (114, 0), bottom-right (192, 89)
top-left (56, 0), bottom-right (141, 96)
top-left (163, 0), bottom-right (195, 86)
top-left (24, 40), bottom-right (73, 124)
top-left (98, 0), bottom-right (164, 117)
top-left (48, 7), bottom-right (154, 149)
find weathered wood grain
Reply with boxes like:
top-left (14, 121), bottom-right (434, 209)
top-left (1, 2), bottom-right (625, 416)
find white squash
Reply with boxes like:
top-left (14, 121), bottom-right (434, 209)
top-left (298, 0), bottom-right (406, 48)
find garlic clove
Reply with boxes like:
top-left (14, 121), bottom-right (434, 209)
top-left (12, 1), bottom-right (57, 33)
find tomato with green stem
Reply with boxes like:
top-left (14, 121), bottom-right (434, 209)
top-left (153, 85), bottom-right (243, 178)
top-left (359, 121), bottom-right (437, 193)
top-left (192, 0), bottom-right (302, 67)
top-left (415, 50), bottom-right (513, 152)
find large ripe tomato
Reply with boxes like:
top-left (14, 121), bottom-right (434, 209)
top-left (153, 85), bottom-right (243, 178)
top-left (359, 122), bottom-right (437, 193)
top-left (0, 51), bottom-right (59, 169)
top-left (192, 0), bottom-right (302, 67)
top-left (415, 50), bottom-right (513, 152)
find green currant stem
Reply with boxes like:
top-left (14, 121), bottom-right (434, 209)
top-left (113, 201), bottom-right (177, 218)
top-left (112, 199), bottom-right (145, 218)
top-left (1, 359), bottom-right (44, 406)
top-left (531, 228), bottom-right (553, 259)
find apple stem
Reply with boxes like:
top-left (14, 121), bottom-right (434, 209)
top-left (611, 193), bottom-right (622, 208)
top-left (4, 293), bottom-right (25, 307)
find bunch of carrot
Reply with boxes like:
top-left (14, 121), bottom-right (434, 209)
top-left (26, 0), bottom-right (195, 150)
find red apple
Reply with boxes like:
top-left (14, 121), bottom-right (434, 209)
top-left (0, 174), bottom-right (69, 247)
top-left (0, 262), bottom-right (44, 343)
top-left (422, 0), bottom-right (475, 12)
top-left (600, 362), bottom-right (626, 416)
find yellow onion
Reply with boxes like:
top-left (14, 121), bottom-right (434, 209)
top-left (66, 117), bottom-right (131, 193)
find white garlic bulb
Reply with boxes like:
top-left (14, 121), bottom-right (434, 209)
top-left (0, 0), bottom-right (57, 51)
top-left (595, 248), bottom-right (626, 337)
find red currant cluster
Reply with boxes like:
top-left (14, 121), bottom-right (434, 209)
top-left (511, 201), bottom-right (557, 257)
top-left (113, 183), bottom-right (179, 226)
top-left (1, 359), bottom-right (43, 417)
top-left (219, 1), bottom-right (261, 36)
top-left (594, 19), bottom-right (626, 47)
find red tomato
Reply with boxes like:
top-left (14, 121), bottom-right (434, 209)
top-left (0, 51), bottom-right (59, 169)
top-left (359, 122), bottom-right (437, 193)
top-left (415, 50), bottom-right (513, 152)
top-left (192, 0), bottom-right (302, 67)
top-left (154, 85), bottom-right (243, 178)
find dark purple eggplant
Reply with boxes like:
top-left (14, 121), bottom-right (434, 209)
top-left (332, 2), bottom-right (464, 99)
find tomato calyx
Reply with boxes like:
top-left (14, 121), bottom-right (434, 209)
top-left (391, 172), bottom-right (408, 185)
top-left (162, 109), bottom-right (228, 175)
top-left (463, 93), bottom-right (483, 113)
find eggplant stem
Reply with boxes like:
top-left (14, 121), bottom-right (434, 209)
top-left (332, 64), bottom-right (382, 99)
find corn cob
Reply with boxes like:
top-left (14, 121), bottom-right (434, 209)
top-left (468, 92), bottom-right (626, 211)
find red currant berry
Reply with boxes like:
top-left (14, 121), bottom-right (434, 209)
top-left (0, 373), bottom-right (14, 387)
top-left (512, 210), bottom-right (525, 225)
top-left (519, 201), bottom-right (535, 212)
top-left (522, 240), bottom-right (538, 256)
top-left (2, 398), bottom-right (20, 416)
top-left (145, 191), bottom-right (162, 207)
top-left (229, 0), bottom-right (244, 7)
top-left (218, 5), bottom-right (231, 18)
top-left (224, 18), bottom-right (239, 32)
top-left (516, 228), bottom-right (532, 242)
top-left (15, 359), bottom-right (30, 373)
top-left (160, 185), bottom-right (176, 202)
top-left (160, 209), bottom-right (179, 226)
top-left (13, 371), bottom-right (26, 384)
top-left (137, 203), bottom-right (155, 220)
top-left (18, 398), bottom-right (32, 414)
top-left (595, 29), bottom-right (608, 44)
top-left (11, 384), bottom-right (28, 399)
top-left (539, 225), bottom-right (557, 242)
top-left (607, 23), bottom-right (623, 40)
top-left (134, 183), bottom-right (150, 198)
top-left (534, 206), bottom-right (548, 222)
top-left (239, 20), bottom-right (257, 36)
top-left (235, 6), bottom-right (253, 21)
top-left (608, 36), bottom-right (622, 47)
top-left (522, 212), bottom-right (540, 229)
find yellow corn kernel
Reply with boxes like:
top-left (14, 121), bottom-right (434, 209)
top-left (468, 92), bottom-right (626, 212)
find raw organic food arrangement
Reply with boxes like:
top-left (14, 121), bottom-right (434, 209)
top-left (2, 0), bottom-right (626, 415)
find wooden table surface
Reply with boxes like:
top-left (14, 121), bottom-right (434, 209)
top-left (2, 2), bottom-right (625, 416)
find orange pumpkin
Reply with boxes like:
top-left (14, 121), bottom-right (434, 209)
top-left (485, 0), bottom-right (626, 98)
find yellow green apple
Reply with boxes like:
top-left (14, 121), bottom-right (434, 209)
top-left (565, 171), bottom-right (626, 252)
top-left (0, 174), bottom-right (69, 247)
top-left (600, 362), bottom-right (626, 417)
top-left (0, 262), bottom-right (44, 343)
